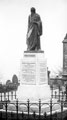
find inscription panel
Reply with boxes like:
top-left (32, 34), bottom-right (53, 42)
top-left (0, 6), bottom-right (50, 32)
top-left (39, 61), bottom-right (47, 84)
top-left (21, 62), bottom-right (36, 84)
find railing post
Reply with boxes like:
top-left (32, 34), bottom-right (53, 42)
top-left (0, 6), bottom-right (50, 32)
top-left (54, 112), bottom-right (57, 120)
top-left (1, 93), bottom-right (2, 101)
top-left (50, 99), bottom-right (52, 120)
top-left (61, 100), bottom-right (63, 120)
top-left (15, 90), bottom-right (16, 99)
top-left (5, 100), bottom-right (7, 120)
top-left (44, 112), bottom-right (47, 120)
top-left (27, 99), bottom-right (30, 120)
top-left (16, 99), bottom-right (18, 120)
top-left (51, 85), bottom-right (53, 98)
top-left (4, 92), bottom-right (6, 101)
top-left (22, 111), bottom-right (24, 120)
top-left (0, 111), bottom-right (2, 120)
top-left (11, 91), bottom-right (13, 100)
top-left (62, 92), bottom-right (64, 101)
top-left (8, 92), bottom-right (9, 101)
top-left (33, 111), bottom-right (36, 120)
top-left (58, 86), bottom-right (60, 101)
top-left (11, 112), bottom-right (13, 120)
top-left (39, 99), bottom-right (41, 120)
top-left (55, 91), bottom-right (57, 99)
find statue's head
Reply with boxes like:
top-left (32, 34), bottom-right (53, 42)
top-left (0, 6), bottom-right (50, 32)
top-left (30, 7), bottom-right (36, 14)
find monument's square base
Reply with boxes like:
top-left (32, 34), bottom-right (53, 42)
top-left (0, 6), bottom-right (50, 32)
top-left (17, 51), bottom-right (51, 101)
top-left (17, 84), bottom-right (51, 102)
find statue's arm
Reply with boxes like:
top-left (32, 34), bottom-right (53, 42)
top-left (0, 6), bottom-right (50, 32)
top-left (34, 15), bottom-right (42, 36)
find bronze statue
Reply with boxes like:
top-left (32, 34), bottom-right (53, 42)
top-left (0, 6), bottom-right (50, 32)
top-left (26, 7), bottom-right (42, 51)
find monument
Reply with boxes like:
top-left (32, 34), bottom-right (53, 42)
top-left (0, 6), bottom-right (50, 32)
top-left (17, 7), bottom-right (51, 101)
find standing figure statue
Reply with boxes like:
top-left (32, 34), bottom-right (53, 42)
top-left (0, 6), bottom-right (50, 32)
top-left (26, 7), bottom-right (42, 51)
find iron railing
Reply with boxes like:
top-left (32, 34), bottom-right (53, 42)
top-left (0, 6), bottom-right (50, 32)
top-left (0, 99), bottom-right (67, 120)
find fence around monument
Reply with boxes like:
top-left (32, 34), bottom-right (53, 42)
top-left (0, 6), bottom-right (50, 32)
top-left (0, 99), bottom-right (67, 120)
top-left (0, 88), bottom-right (67, 120)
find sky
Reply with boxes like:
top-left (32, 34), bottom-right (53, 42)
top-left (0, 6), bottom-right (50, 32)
top-left (0, 0), bottom-right (67, 83)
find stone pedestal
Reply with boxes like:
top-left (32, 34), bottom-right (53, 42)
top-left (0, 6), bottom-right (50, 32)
top-left (17, 51), bottom-right (51, 101)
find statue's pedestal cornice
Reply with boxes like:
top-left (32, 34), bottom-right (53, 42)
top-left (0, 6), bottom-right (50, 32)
top-left (24, 50), bottom-right (44, 53)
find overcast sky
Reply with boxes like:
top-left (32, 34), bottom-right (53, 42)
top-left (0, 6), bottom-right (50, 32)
top-left (0, 0), bottom-right (67, 83)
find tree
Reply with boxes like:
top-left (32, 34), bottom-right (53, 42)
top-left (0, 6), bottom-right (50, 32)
top-left (6, 80), bottom-right (11, 86)
top-left (0, 83), bottom-right (2, 87)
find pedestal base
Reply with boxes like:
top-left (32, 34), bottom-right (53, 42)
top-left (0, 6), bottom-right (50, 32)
top-left (17, 84), bottom-right (51, 102)
top-left (17, 51), bottom-right (51, 101)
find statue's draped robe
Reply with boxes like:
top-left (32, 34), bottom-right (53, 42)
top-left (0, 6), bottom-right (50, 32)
top-left (26, 13), bottom-right (42, 50)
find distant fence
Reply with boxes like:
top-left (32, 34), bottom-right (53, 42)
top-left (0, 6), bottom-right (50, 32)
top-left (0, 89), bottom-right (65, 102)
top-left (0, 99), bottom-right (67, 120)
top-left (50, 85), bottom-right (66, 102)
top-left (0, 90), bottom-right (17, 101)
